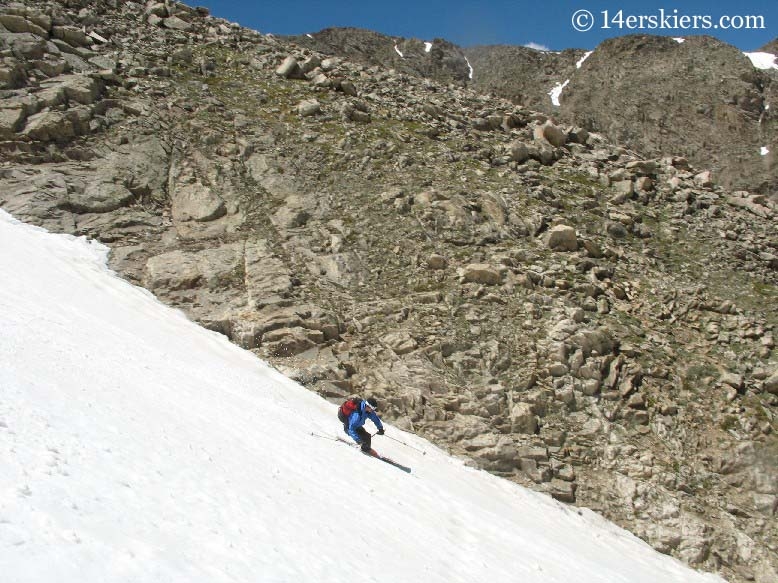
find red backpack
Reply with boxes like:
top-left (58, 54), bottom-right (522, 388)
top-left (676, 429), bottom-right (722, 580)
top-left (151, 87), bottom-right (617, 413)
top-left (339, 398), bottom-right (362, 419)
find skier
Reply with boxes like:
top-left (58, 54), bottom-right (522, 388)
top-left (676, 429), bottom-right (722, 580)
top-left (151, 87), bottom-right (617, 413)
top-left (338, 397), bottom-right (385, 453)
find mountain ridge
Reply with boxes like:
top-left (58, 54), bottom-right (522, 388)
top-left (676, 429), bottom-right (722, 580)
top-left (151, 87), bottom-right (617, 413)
top-left (291, 27), bottom-right (777, 195)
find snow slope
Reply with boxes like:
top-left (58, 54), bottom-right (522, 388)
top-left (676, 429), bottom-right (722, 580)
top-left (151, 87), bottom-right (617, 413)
top-left (0, 210), bottom-right (724, 583)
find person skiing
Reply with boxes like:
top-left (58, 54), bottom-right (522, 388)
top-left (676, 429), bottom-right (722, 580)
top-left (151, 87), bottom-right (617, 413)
top-left (338, 397), bottom-right (384, 453)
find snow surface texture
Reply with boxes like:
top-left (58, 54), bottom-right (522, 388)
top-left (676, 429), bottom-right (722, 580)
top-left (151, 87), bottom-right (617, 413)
top-left (0, 210), bottom-right (725, 583)
top-left (744, 51), bottom-right (778, 70)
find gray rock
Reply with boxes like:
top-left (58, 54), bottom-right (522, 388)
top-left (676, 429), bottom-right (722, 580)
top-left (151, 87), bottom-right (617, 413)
top-left (694, 170), bottom-right (713, 188)
top-left (547, 224), bottom-right (578, 251)
top-left (0, 107), bottom-right (26, 139)
top-left (276, 56), bottom-right (305, 79)
top-left (0, 63), bottom-right (26, 89)
top-left (606, 221), bottom-right (628, 239)
top-left (143, 244), bottom-right (243, 292)
top-left (300, 56), bottom-right (321, 74)
top-left (510, 402), bottom-right (538, 434)
top-left (721, 372), bottom-right (744, 390)
top-left (263, 327), bottom-right (322, 357)
top-left (427, 254), bottom-right (448, 270)
top-left (245, 240), bottom-right (294, 308)
top-left (61, 181), bottom-right (136, 213)
top-left (52, 26), bottom-right (91, 47)
top-left (297, 99), bottom-right (321, 117)
top-left (161, 16), bottom-right (192, 32)
top-left (460, 264), bottom-right (503, 285)
top-left (382, 330), bottom-right (418, 355)
top-left (22, 110), bottom-right (75, 142)
top-left (626, 160), bottom-right (658, 175)
top-left (0, 14), bottom-right (49, 38)
top-left (534, 120), bottom-right (567, 148)
top-left (764, 371), bottom-right (778, 394)
top-left (171, 182), bottom-right (226, 223)
top-left (145, 3), bottom-right (168, 17)
top-left (548, 478), bottom-right (576, 502)
top-left (508, 140), bottom-right (529, 163)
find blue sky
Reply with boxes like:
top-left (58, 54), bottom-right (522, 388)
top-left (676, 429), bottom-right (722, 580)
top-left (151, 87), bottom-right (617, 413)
top-left (195, 1), bottom-right (775, 51)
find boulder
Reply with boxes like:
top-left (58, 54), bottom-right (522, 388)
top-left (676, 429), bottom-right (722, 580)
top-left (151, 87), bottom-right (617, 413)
top-left (65, 75), bottom-right (104, 105)
top-left (508, 140), bottom-right (529, 163)
top-left (297, 99), bottom-right (321, 117)
top-left (0, 107), bottom-right (26, 139)
top-left (626, 160), bottom-right (658, 175)
top-left (60, 181), bottom-right (136, 213)
top-left (144, 251), bottom-right (203, 291)
top-left (162, 16), bottom-right (192, 31)
top-left (547, 224), bottom-right (578, 251)
top-left (172, 183), bottom-right (226, 223)
top-left (427, 254), bottom-right (448, 270)
top-left (145, 2), bottom-right (168, 17)
top-left (276, 56), bottom-right (305, 80)
top-left (460, 264), bottom-right (503, 285)
top-left (534, 120), bottom-right (568, 148)
top-left (381, 330), bottom-right (418, 355)
top-left (263, 327), bottom-right (323, 356)
top-left (0, 14), bottom-right (49, 38)
top-left (244, 240), bottom-right (294, 307)
top-left (52, 26), bottom-right (91, 47)
top-left (0, 63), bottom-right (26, 89)
top-left (694, 170), bottom-right (713, 188)
top-left (764, 371), bottom-right (778, 394)
top-left (549, 479), bottom-right (577, 502)
top-left (22, 110), bottom-right (75, 142)
top-left (720, 372), bottom-right (744, 391)
top-left (510, 402), bottom-right (538, 434)
top-left (143, 244), bottom-right (243, 292)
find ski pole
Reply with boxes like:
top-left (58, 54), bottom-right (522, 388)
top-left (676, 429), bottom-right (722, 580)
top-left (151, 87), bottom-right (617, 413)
top-left (378, 433), bottom-right (426, 455)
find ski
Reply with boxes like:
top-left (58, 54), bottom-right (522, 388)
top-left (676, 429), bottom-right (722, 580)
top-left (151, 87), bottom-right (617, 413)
top-left (334, 436), bottom-right (412, 473)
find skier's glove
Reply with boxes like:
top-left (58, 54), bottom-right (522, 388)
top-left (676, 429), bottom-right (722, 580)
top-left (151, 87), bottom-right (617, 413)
top-left (377, 428), bottom-right (385, 435)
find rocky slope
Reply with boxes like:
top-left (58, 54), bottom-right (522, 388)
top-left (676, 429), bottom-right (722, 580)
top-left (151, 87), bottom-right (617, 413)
top-left (290, 27), bottom-right (777, 195)
top-left (462, 44), bottom-right (587, 112)
top-left (289, 27), bottom-right (471, 86)
top-left (1, 2), bottom-right (777, 582)
top-left (553, 35), bottom-right (776, 196)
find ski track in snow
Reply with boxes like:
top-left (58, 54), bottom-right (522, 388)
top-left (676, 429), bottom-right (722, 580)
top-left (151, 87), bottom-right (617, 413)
top-left (0, 209), bottom-right (725, 583)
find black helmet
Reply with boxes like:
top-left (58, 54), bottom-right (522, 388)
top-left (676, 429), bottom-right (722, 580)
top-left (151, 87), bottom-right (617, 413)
top-left (365, 397), bottom-right (379, 410)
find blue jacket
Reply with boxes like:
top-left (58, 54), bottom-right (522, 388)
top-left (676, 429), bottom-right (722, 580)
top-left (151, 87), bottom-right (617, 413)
top-left (346, 400), bottom-right (384, 443)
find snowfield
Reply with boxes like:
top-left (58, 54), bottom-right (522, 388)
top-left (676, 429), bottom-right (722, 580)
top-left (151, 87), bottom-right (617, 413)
top-left (0, 210), bottom-right (725, 583)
